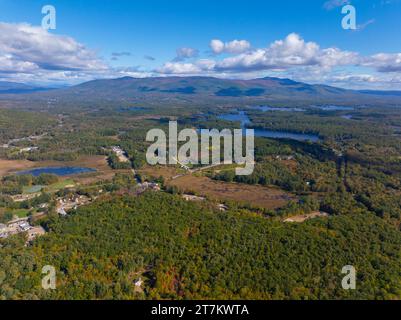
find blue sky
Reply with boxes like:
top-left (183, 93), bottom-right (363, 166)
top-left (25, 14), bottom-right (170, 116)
top-left (0, 0), bottom-right (400, 89)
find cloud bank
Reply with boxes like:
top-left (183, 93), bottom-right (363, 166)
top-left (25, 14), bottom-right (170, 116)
top-left (0, 22), bottom-right (400, 89)
top-left (210, 39), bottom-right (251, 54)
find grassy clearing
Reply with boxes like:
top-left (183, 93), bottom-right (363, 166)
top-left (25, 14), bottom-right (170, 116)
top-left (45, 179), bottom-right (75, 192)
top-left (21, 179), bottom-right (75, 195)
top-left (169, 175), bottom-right (294, 210)
top-left (11, 209), bottom-right (30, 218)
top-left (23, 185), bottom-right (44, 194)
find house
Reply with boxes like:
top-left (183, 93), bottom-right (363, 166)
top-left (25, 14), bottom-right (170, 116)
top-left (57, 207), bottom-right (68, 216)
top-left (183, 194), bottom-right (205, 202)
top-left (217, 204), bottom-right (229, 211)
top-left (134, 277), bottom-right (144, 293)
top-left (19, 146), bottom-right (39, 153)
top-left (19, 222), bottom-right (31, 232)
top-left (111, 146), bottom-right (130, 162)
top-left (134, 277), bottom-right (143, 287)
top-left (137, 182), bottom-right (160, 191)
top-left (27, 226), bottom-right (46, 242)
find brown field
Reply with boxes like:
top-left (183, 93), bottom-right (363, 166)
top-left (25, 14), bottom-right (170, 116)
top-left (283, 211), bottom-right (329, 223)
top-left (170, 175), bottom-right (294, 210)
top-left (65, 156), bottom-right (129, 184)
top-left (0, 159), bottom-right (37, 177)
top-left (139, 165), bottom-right (295, 210)
top-left (281, 159), bottom-right (297, 172)
top-left (140, 165), bottom-right (183, 180)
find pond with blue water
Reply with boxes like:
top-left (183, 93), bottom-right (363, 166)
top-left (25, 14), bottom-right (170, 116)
top-left (17, 167), bottom-right (96, 177)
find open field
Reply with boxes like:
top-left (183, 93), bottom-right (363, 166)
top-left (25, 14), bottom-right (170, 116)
top-left (171, 175), bottom-right (294, 210)
top-left (139, 165), bottom-right (185, 180)
top-left (169, 175), bottom-right (294, 209)
top-left (22, 185), bottom-right (44, 194)
top-left (10, 208), bottom-right (30, 218)
top-left (140, 165), bottom-right (295, 209)
top-left (45, 179), bottom-right (75, 192)
top-left (0, 159), bottom-right (37, 177)
top-left (64, 156), bottom-right (124, 184)
top-left (283, 211), bottom-right (329, 223)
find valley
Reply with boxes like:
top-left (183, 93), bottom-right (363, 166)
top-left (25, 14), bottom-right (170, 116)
top-left (0, 76), bottom-right (401, 300)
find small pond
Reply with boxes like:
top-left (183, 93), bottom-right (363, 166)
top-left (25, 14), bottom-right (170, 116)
top-left (17, 167), bottom-right (96, 177)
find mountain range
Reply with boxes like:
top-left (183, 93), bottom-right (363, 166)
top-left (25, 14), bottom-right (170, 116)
top-left (0, 81), bottom-right (53, 94)
top-left (1, 77), bottom-right (401, 107)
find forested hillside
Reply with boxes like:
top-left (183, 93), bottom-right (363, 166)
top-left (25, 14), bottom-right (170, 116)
top-left (1, 192), bottom-right (400, 300)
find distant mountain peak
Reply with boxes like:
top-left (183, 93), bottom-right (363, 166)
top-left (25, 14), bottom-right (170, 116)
top-left (0, 81), bottom-right (53, 94)
top-left (4, 76), bottom-right (401, 105)
top-left (114, 76), bottom-right (136, 81)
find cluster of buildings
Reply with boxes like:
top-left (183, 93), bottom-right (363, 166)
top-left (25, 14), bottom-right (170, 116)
top-left (182, 194), bottom-right (205, 202)
top-left (111, 146), bottom-right (130, 162)
top-left (0, 144), bottom-right (39, 152)
top-left (0, 218), bottom-right (45, 243)
top-left (0, 133), bottom-right (46, 152)
top-left (19, 146), bottom-right (39, 153)
top-left (8, 133), bottom-right (47, 145)
top-left (136, 181), bottom-right (161, 193)
top-left (56, 194), bottom-right (92, 216)
top-left (11, 193), bottom-right (41, 202)
top-left (182, 194), bottom-right (228, 211)
top-left (275, 155), bottom-right (295, 161)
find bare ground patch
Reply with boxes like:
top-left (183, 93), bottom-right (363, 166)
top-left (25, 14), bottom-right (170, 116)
top-left (169, 175), bottom-right (294, 210)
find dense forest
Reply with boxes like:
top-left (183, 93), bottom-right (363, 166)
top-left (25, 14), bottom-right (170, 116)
top-left (1, 192), bottom-right (401, 300)
top-left (1, 100), bottom-right (401, 300)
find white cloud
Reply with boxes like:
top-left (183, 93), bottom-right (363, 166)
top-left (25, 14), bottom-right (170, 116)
top-left (174, 47), bottom-right (199, 61)
top-left (330, 74), bottom-right (377, 83)
top-left (156, 59), bottom-right (216, 75)
top-left (156, 33), bottom-right (401, 89)
top-left (363, 53), bottom-right (401, 72)
top-left (0, 54), bottom-right (39, 73)
top-left (1, 22), bottom-right (400, 90)
top-left (157, 62), bottom-right (202, 74)
top-left (0, 22), bottom-right (157, 84)
top-left (210, 39), bottom-right (251, 54)
top-left (0, 22), bottom-right (110, 84)
top-left (324, 72), bottom-right (401, 90)
top-left (0, 23), bottom-right (106, 72)
top-left (215, 33), bottom-right (359, 72)
top-left (210, 40), bottom-right (225, 54)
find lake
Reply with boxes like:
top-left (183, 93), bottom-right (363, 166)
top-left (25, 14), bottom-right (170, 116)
top-left (218, 111), bottom-right (251, 126)
top-left (17, 167), bottom-right (96, 177)
top-left (251, 106), bottom-right (306, 112)
top-left (218, 111), bottom-right (320, 142)
top-left (118, 106), bottom-right (146, 112)
top-left (313, 105), bottom-right (354, 111)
